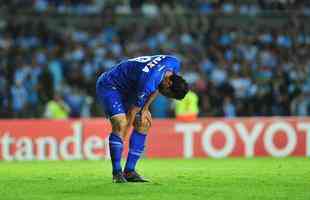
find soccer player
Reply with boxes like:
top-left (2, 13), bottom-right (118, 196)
top-left (96, 55), bottom-right (189, 183)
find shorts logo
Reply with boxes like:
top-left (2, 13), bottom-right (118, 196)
top-left (139, 93), bottom-right (146, 99)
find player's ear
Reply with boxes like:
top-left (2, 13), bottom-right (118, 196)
top-left (166, 72), bottom-right (174, 86)
top-left (164, 76), bottom-right (172, 87)
top-left (160, 76), bottom-right (169, 88)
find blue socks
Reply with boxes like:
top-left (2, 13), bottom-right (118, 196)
top-left (109, 130), bottom-right (147, 174)
top-left (109, 133), bottom-right (123, 175)
top-left (124, 130), bottom-right (146, 173)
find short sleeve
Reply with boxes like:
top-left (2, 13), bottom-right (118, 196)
top-left (162, 56), bottom-right (181, 74)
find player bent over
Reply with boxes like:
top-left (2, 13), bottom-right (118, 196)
top-left (96, 55), bottom-right (188, 183)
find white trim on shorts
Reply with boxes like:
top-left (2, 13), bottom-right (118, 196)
top-left (110, 113), bottom-right (126, 119)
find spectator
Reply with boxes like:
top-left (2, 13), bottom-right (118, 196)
top-left (223, 96), bottom-right (236, 117)
top-left (175, 90), bottom-right (199, 121)
top-left (11, 80), bottom-right (28, 118)
top-left (44, 93), bottom-right (70, 119)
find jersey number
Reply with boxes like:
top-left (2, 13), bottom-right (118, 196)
top-left (129, 55), bottom-right (166, 73)
top-left (129, 56), bottom-right (152, 63)
top-left (129, 56), bottom-right (152, 72)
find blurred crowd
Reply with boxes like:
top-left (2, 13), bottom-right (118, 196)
top-left (0, 0), bottom-right (310, 118)
top-left (2, 0), bottom-right (310, 16)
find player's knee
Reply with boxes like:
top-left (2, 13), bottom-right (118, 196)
top-left (111, 118), bottom-right (128, 135)
top-left (134, 118), bottom-right (151, 134)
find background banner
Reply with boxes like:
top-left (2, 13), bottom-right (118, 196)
top-left (0, 117), bottom-right (309, 160)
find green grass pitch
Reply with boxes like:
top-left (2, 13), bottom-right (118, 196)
top-left (0, 158), bottom-right (309, 200)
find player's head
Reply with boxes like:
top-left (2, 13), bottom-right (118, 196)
top-left (159, 73), bottom-right (189, 100)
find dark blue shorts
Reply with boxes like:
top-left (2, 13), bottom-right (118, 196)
top-left (96, 75), bottom-right (132, 118)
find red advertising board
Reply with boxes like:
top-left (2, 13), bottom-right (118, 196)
top-left (0, 117), bottom-right (309, 160)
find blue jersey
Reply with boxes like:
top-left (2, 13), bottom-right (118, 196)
top-left (98, 55), bottom-right (180, 108)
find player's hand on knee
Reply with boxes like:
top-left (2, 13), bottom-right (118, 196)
top-left (141, 110), bottom-right (152, 127)
top-left (134, 111), bottom-right (152, 133)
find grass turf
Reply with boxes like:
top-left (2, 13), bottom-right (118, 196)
top-left (0, 158), bottom-right (309, 200)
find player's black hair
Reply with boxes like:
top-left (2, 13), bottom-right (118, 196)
top-left (169, 74), bottom-right (189, 100)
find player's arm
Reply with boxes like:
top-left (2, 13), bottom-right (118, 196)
top-left (142, 90), bottom-right (158, 112)
top-left (124, 106), bottom-right (141, 137)
top-left (139, 90), bottom-right (158, 125)
top-left (125, 91), bottom-right (157, 132)
top-left (129, 65), bottom-right (163, 133)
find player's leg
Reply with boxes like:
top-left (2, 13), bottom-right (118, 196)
top-left (96, 83), bottom-right (128, 183)
top-left (123, 111), bottom-right (152, 182)
top-left (108, 114), bottom-right (128, 183)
